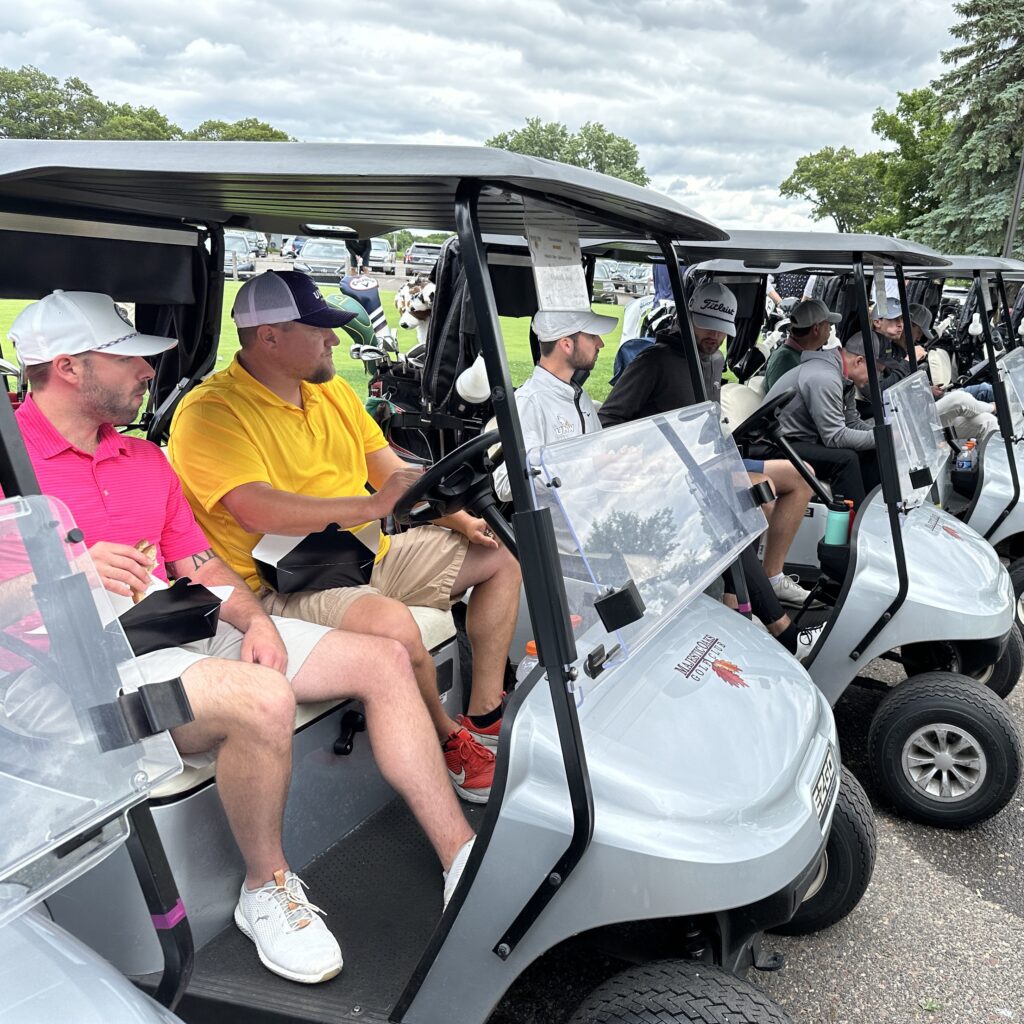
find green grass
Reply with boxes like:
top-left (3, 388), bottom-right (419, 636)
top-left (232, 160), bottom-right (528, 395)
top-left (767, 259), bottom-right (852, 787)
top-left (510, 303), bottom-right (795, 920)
top-left (0, 282), bottom-right (626, 402)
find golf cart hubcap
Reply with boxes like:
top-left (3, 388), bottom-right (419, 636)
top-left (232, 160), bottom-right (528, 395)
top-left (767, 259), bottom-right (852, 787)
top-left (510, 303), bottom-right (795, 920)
top-left (901, 723), bottom-right (987, 802)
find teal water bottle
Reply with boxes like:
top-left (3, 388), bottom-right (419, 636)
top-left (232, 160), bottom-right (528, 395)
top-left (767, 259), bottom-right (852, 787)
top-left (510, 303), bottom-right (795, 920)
top-left (824, 502), bottom-right (851, 545)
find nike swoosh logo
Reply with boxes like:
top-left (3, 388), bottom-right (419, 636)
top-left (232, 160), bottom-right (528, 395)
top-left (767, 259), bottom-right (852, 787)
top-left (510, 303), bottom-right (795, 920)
top-left (450, 768), bottom-right (466, 785)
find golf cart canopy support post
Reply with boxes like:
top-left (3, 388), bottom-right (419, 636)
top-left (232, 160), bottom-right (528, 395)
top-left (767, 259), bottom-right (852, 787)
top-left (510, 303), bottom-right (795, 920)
top-left (975, 269), bottom-right (1021, 539)
top-left (452, 179), bottom-right (593, 964)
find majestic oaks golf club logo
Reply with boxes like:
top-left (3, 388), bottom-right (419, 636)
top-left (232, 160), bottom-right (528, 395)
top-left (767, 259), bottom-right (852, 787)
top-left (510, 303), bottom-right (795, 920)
top-left (924, 512), bottom-right (961, 540)
top-left (676, 635), bottom-right (747, 688)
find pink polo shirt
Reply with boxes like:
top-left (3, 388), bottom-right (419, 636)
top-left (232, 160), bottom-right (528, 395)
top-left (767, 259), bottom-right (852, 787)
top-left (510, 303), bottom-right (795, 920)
top-left (15, 395), bottom-right (209, 581)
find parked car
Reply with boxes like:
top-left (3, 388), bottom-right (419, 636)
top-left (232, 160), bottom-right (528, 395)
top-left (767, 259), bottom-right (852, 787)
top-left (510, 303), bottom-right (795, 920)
top-left (368, 237), bottom-right (397, 275)
top-left (281, 235), bottom-right (308, 258)
top-left (592, 259), bottom-right (618, 304)
top-left (292, 238), bottom-right (351, 280)
top-left (404, 242), bottom-right (443, 274)
top-left (223, 233), bottom-right (255, 279)
top-left (240, 230), bottom-right (268, 257)
top-left (625, 264), bottom-right (654, 295)
top-left (610, 262), bottom-right (633, 288)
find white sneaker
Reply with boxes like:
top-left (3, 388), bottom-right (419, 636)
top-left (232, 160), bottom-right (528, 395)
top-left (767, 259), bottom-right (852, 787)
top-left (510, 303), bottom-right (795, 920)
top-left (772, 573), bottom-right (815, 607)
top-left (443, 837), bottom-right (475, 909)
top-left (234, 869), bottom-right (343, 984)
top-left (797, 623), bottom-right (825, 660)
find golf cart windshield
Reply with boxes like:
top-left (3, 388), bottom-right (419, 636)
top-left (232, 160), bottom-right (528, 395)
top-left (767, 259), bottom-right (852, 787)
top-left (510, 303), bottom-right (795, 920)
top-left (882, 371), bottom-right (950, 507)
top-left (528, 403), bottom-right (766, 659)
top-left (0, 495), bottom-right (181, 927)
top-left (999, 347), bottom-right (1024, 436)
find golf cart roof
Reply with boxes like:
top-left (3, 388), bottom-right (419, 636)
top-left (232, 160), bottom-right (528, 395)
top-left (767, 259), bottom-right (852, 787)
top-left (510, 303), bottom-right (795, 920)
top-left (584, 229), bottom-right (950, 268)
top-left (0, 141), bottom-right (726, 241)
top-left (903, 255), bottom-right (1024, 278)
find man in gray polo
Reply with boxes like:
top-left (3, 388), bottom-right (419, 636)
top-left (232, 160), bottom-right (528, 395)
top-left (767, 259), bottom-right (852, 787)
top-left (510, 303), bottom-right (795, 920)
top-left (764, 332), bottom-right (885, 507)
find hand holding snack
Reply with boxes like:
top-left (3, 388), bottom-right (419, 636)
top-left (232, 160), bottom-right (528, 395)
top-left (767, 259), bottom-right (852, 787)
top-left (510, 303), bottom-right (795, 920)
top-left (132, 539), bottom-right (158, 604)
top-left (87, 540), bottom-right (157, 600)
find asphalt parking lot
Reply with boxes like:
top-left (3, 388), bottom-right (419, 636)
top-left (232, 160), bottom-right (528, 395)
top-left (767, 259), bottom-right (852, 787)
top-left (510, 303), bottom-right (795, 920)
top-left (758, 662), bottom-right (1024, 1024)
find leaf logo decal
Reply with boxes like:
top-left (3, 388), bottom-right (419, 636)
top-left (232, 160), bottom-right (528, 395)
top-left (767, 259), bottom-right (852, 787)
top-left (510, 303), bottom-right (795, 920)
top-left (712, 659), bottom-right (747, 688)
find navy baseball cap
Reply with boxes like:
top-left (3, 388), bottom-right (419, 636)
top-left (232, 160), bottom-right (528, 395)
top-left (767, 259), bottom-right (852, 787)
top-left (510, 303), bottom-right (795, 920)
top-left (232, 270), bottom-right (358, 329)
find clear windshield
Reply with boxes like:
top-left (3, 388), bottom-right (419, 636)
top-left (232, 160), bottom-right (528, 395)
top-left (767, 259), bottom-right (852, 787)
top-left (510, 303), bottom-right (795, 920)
top-left (882, 370), bottom-right (950, 506)
top-left (1000, 348), bottom-right (1024, 435)
top-left (0, 495), bottom-right (181, 926)
top-left (528, 404), bottom-right (766, 661)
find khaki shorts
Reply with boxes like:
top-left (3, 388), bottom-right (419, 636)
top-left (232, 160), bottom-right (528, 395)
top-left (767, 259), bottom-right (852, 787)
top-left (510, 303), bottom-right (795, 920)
top-left (135, 615), bottom-right (331, 767)
top-left (260, 525), bottom-right (469, 627)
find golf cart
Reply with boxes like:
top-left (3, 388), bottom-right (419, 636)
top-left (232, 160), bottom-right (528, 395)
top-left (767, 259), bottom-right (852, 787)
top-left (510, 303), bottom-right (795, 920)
top-left (585, 232), bottom-right (1022, 828)
top-left (0, 141), bottom-right (867, 1024)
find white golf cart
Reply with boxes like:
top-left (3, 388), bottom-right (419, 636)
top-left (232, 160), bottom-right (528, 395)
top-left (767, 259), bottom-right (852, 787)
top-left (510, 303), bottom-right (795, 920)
top-left (0, 141), bottom-right (868, 1024)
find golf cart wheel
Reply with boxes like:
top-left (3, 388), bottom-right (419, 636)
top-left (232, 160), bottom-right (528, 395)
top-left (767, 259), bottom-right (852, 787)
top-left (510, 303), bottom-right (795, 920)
top-left (901, 623), bottom-right (1023, 699)
top-left (568, 960), bottom-right (792, 1024)
top-left (1008, 558), bottom-right (1024, 633)
top-left (772, 767), bottom-right (875, 936)
top-left (867, 672), bottom-right (1021, 828)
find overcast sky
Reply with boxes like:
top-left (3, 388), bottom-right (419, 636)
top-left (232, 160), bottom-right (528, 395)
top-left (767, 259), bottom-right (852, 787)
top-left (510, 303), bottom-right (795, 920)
top-left (2, 0), bottom-right (959, 231)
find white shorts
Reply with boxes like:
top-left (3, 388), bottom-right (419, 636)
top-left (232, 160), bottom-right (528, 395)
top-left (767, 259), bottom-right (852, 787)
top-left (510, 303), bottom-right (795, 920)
top-left (134, 615), bottom-right (331, 767)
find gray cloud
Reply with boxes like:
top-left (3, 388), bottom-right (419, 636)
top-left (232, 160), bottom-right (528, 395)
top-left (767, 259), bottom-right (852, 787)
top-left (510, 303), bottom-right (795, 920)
top-left (0, 0), bottom-right (957, 229)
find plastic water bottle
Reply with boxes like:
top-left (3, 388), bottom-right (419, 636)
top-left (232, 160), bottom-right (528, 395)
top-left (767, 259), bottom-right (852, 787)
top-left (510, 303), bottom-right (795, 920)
top-left (966, 439), bottom-right (978, 470)
top-left (823, 502), bottom-right (851, 545)
top-left (515, 640), bottom-right (539, 684)
top-left (956, 443), bottom-right (974, 472)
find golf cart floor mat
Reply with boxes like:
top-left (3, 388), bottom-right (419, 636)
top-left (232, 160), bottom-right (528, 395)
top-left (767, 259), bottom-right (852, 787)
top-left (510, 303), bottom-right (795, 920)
top-left (170, 798), bottom-right (486, 1024)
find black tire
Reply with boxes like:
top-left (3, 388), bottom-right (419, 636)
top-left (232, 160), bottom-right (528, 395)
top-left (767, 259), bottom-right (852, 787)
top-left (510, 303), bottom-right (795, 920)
top-left (979, 623), bottom-right (1024, 699)
top-left (772, 767), bottom-right (875, 935)
top-left (1009, 557), bottom-right (1024, 633)
top-left (902, 623), bottom-right (1023, 699)
top-left (867, 672), bottom-right (1021, 828)
top-left (568, 960), bottom-right (792, 1024)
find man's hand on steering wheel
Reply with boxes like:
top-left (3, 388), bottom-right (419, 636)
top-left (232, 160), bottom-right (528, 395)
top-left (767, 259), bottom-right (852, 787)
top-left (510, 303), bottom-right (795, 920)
top-left (371, 465), bottom-right (425, 518)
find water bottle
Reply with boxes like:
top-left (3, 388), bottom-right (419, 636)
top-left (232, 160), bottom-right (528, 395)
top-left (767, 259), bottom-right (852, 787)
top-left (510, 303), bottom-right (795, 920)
top-left (823, 502), bottom-right (850, 545)
top-left (956, 443), bottom-right (974, 472)
top-left (515, 640), bottom-right (539, 684)
top-left (966, 439), bottom-right (978, 471)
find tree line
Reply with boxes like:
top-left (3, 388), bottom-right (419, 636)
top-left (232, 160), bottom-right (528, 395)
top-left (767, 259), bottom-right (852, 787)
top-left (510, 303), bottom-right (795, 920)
top-left (0, 65), bottom-right (292, 142)
top-left (780, 0), bottom-right (1023, 254)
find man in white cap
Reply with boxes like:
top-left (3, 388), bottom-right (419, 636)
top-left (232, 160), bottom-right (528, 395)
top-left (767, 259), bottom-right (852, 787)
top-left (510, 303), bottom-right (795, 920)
top-left (169, 271), bottom-right (519, 797)
top-left (763, 298), bottom-right (841, 393)
top-left (8, 290), bottom-right (476, 985)
top-left (492, 308), bottom-right (616, 502)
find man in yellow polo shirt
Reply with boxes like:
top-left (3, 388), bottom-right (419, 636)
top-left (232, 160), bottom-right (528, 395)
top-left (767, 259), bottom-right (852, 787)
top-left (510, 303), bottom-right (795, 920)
top-left (169, 270), bottom-right (520, 804)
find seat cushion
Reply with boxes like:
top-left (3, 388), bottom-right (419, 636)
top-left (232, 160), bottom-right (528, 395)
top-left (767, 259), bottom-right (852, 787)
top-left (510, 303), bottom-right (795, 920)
top-left (149, 606), bottom-right (456, 800)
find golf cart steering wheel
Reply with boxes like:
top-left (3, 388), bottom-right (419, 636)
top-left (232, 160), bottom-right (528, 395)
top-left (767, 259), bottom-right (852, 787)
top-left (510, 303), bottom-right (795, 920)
top-left (393, 429), bottom-right (501, 527)
top-left (729, 387), bottom-right (797, 448)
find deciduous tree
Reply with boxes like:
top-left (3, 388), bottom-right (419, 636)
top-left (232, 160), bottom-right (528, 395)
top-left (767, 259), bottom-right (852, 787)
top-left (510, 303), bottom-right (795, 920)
top-left (779, 146), bottom-right (889, 233)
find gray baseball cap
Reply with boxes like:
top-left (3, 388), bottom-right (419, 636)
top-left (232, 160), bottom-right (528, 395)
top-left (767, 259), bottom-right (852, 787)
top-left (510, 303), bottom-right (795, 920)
top-left (869, 297), bottom-right (903, 322)
top-left (532, 309), bottom-right (618, 343)
top-left (844, 331), bottom-right (883, 362)
top-left (688, 282), bottom-right (737, 337)
top-left (790, 298), bottom-right (841, 329)
top-left (908, 303), bottom-right (935, 340)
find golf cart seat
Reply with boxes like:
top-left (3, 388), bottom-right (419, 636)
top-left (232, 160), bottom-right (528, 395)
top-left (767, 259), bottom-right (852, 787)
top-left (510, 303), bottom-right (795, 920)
top-left (720, 381), bottom-right (763, 434)
top-left (149, 605), bottom-right (457, 800)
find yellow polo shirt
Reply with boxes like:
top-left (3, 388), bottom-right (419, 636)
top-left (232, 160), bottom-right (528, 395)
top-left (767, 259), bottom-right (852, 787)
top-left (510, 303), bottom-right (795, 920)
top-left (167, 357), bottom-right (390, 591)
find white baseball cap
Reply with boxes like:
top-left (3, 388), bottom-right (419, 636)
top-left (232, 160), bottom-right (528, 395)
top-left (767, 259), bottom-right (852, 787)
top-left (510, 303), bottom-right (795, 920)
top-left (9, 291), bottom-right (177, 366)
top-left (688, 282), bottom-right (737, 337)
top-left (532, 309), bottom-right (618, 343)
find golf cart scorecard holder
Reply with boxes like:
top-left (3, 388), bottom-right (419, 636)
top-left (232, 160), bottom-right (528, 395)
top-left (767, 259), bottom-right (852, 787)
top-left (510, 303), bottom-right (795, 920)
top-left (528, 403), bottom-right (767, 670)
top-left (0, 493), bottom-right (185, 928)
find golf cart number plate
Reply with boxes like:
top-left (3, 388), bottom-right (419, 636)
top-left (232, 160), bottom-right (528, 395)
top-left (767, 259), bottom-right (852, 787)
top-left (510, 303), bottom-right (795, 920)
top-left (812, 749), bottom-right (838, 827)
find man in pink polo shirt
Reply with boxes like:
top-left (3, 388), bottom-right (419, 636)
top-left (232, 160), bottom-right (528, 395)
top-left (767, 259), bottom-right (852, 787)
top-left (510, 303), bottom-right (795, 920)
top-left (7, 291), bottom-right (475, 985)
